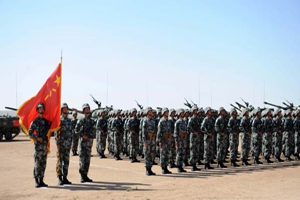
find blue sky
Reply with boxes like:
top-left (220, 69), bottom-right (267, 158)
top-left (0, 0), bottom-right (299, 111)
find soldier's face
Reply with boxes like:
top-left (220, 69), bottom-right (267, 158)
top-left (73, 114), bottom-right (77, 119)
top-left (170, 111), bottom-right (175, 118)
top-left (84, 107), bottom-right (90, 115)
top-left (148, 110), bottom-right (153, 117)
top-left (38, 106), bottom-right (44, 114)
top-left (277, 112), bottom-right (282, 117)
top-left (257, 112), bottom-right (261, 117)
top-left (62, 107), bottom-right (68, 114)
top-left (163, 111), bottom-right (169, 118)
top-left (232, 111), bottom-right (237, 118)
top-left (220, 110), bottom-right (226, 116)
top-left (132, 111), bottom-right (137, 117)
top-left (180, 112), bottom-right (185, 118)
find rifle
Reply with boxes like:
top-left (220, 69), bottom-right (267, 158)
top-left (90, 94), bottom-right (101, 108)
top-left (184, 98), bottom-right (192, 108)
top-left (190, 99), bottom-right (197, 107)
top-left (69, 108), bottom-right (84, 114)
top-left (235, 102), bottom-right (246, 109)
top-left (230, 104), bottom-right (241, 112)
top-left (263, 101), bottom-right (288, 110)
top-left (240, 98), bottom-right (249, 107)
top-left (135, 100), bottom-right (143, 110)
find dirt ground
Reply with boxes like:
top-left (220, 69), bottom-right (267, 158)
top-left (1, 134), bottom-right (300, 200)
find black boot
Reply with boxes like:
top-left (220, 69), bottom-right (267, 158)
top-left (162, 167), bottom-right (167, 174)
top-left (169, 163), bottom-right (177, 168)
top-left (35, 178), bottom-right (40, 188)
top-left (294, 154), bottom-right (300, 160)
top-left (141, 154), bottom-right (144, 158)
top-left (218, 161), bottom-right (227, 168)
top-left (265, 158), bottom-right (273, 164)
top-left (58, 176), bottom-right (63, 185)
top-left (165, 167), bottom-right (172, 174)
top-left (242, 159), bottom-right (251, 166)
top-left (114, 155), bottom-right (122, 160)
top-left (39, 178), bottom-right (48, 187)
top-left (285, 156), bottom-right (293, 162)
top-left (254, 158), bottom-right (263, 165)
top-left (131, 157), bottom-right (140, 163)
top-left (197, 160), bottom-right (204, 165)
top-left (204, 163), bottom-right (214, 170)
top-left (191, 164), bottom-right (201, 171)
top-left (210, 160), bottom-right (217, 164)
top-left (231, 160), bottom-right (239, 167)
top-left (177, 165), bottom-right (187, 173)
top-left (152, 161), bottom-right (158, 165)
top-left (100, 153), bottom-right (107, 159)
top-left (73, 151), bottom-right (78, 156)
top-left (63, 176), bottom-right (72, 184)
top-left (275, 156), bottom-right (284, 163)
top-left (80, 174), bottom-right (93, 183)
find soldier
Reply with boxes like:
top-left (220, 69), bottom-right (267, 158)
top-left (142, 107), bottom-right (157, 176)
top-left (294, 110), bottom-right (300, 160)
top-left (187, 105), bottom-right (201, 171)
top-left (107, 111), bottom-right (115, 155)
top-left (28, 102), bottom-right (51, 188)
top-left (139, 110), bottom-right (146, 158)
top-left (174, 108), bottom-right (188, 173)
top-left (272, 109), bottom-right (284, 162)
top-left (239, 108), bottom-right (252, 166)
top-left (127, 108), bottom-right (140, 163)
top-left (227, 108), bottom-right (240, 167)
top-left (96, 109), bottom-right (108, 159)
top-left (183, 109), bottom-right (191, 166)
top-left (282, 110), bottom-right (294, 161)
top-left (157, 108), bottom-right (172, 174)
top-left (214, 107), bottom-right (228, 168)
top-left (75, 103), bottom-right (95, 182)
top-left (122, 110), bottom-right (129, 157)
top-left (201, 107), bottom-right (215, 170)
top-left (71, 111), bottom-right (79, 156)
top-left (197, 108), bottom-right (205, 165)
top-left (56, 103), bottom-right (73, 185)
top-left (112, 109), bottom-right (124, 160)
top-left (168, 108), bottom-right (177, 168)
top-left (262, 109), bottom-right (273, 163)
top-left (251, 109), bottom-right (263, 165)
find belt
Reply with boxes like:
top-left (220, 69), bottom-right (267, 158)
top-left (179, 133), bottom-right (185, 140)
top-left (148, 133), bottom-right (156, 140)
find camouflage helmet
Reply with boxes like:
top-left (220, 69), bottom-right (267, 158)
top-left (294, 109), bottom-right (300, 116)
top-left (273, 108), bottom-right (282, 116)
top-left (169, 108), bottom-right (175, 114)
top-left (218, 107), bottom-right (226, 115)
top-left (72, 111), bottom-right (77, 115)
top-left (152, 109), bottom-right (157, 113)
top-left (190, 105), bottom-right (198, 113)
top-left (284, 110), bottom-right (292, 117)
top-left (145, 107), bottom-right (152, 114)
top-left (97, 109), bottom-right (106, 116)
top-left (36, 102), bottom-right (45, 111)
top-left (254, 108), bottom-right (261, 116)
top-left (157, 108), bottom-right (162, 114)
top-left (204, 107), bottom-right (211, 115)
top-left (162, 107), bottom-right (169, 115)
top-left (230, 108), bottom-right (237, 116)
top-left (82, 103), bottom-right (90, 112)
top-left (131, 108), bottom-right (137, 113)
top-left (241, 108), bottom-right (248, 117)
top-left (61, 102), bottom-right (68, 110)
top-left (184, 109), bottom-right (190, 113)
top-left (198, 107), bottom-right (204, 113)
top-left (177, 108), bottom-right (185, 115)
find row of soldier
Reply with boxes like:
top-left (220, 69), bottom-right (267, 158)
top-left (28, 102), bottom-right (300, 188)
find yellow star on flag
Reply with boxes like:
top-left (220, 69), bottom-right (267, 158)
top-left (54, 75), bottom-right (61, 88)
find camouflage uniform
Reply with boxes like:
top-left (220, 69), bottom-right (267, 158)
top-left (282, 110), bottom-right (294, 161)
top-left (55, 114), bottom-right (73, 183)
top-left (157, 108), bottom-right (173, 174)
top-left (201, 107), bottom-right (215, 169)
top-left (272, 109), bottom-right (284, 162)
top-left (107, 112), bottom-right (115, 155)
top-left (139, 113), bottom-right (146, 157)
top-left (28, 115), bottom-right (51, 186)
top-left (112, 110), bottom-right (124, 160)
top-left (127, 108), bottom-right (140, 162)
top-left (75, 103), bottom-right (95, 182)
top-left (294, 110), bottom-right (300, 160)
top-left (262, 110), bottom-right (273, 163)
top-left (239, 109), bottom-right (252, 165)
top-left (184, 110), bottom-right (190, 165)
top-left (197, 109), bottom-right (205, 164)
top-left (122, 111), bottom-right (129, 156)
top-left (214, 107), bottom-right (228, 168)
top-left (95, 111), bottom-right (108, 158)
top-left (174, 109), bottom-right (188, 172)
top-left (188, 106), bottom-right (201, 171)
top-left (227, 108), bottom-right (240, 166)
top-left (71, 112), bottom-right (79, 156)
top-left (168, 109), bottom-right (177, 167)
top-left (142, 107), bottom-right (157, 175)
top-left (251, 110), bottom-right (263, 164)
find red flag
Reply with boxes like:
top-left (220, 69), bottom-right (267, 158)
top-left (17, 62), bottom-right (62, 153)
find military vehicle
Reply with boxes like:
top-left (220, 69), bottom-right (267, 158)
top-left (0, 107), bottom-right (21, 141)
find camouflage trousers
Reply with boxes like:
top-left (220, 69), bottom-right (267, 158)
top-left (79, 138), bottom-right (93, 175)
top-left (197, 134), bottom-right (204, 161)
top-left (123, 131), bottom-right (128, 154)
top-left (114, 132), bottom-right (123, 156)
top-left (229, 132), bottom-right (239, 160)
top-left (143, 139), bottom-right (156, 168)
top-left (282, 131), bottom-right (294, 157)
top-left (108, 131), bottom-right (114, 154)
top-left (294, 132), bottom-right (300, 155)
top-left (217, 133), bottom-right (227, 162)
top-left (273, 132), bottom-right (282, 157)
top-left (33, 141), bottom-right (47, 178)
top-left (252, 132), bottom-right (262, 159)
top-left (240, 132), bottom-right (251, 161)
top-left (160, 140), bottom-right (170, 168)
top-left (57, 138), bottom-right (72, 177)
top-left (72, 133), bottom-right (80, 154)
top-left (139, 131), bottom-right (143, 155)
top-left (189, 133), bottom-right (199, 165)
top-left (176, 139), bottom-right (186, 166)
top-left (213, 134), bottom-right (217, 157)
top-left (96, 132), bottom-right (107, 155)
top-left (262, 132), bottom-right (272, 159)
top-left (185, 134), bottom-right (190, 161)
top-left (129, 132), bottom-right (139, 158)
top-left (169, 137), bottom-right (176, 165)
top-left (204, 134), bottom-right (214, 163)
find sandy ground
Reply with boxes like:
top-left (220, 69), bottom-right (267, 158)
top-left (1, 134), bottom-right (300, 200)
